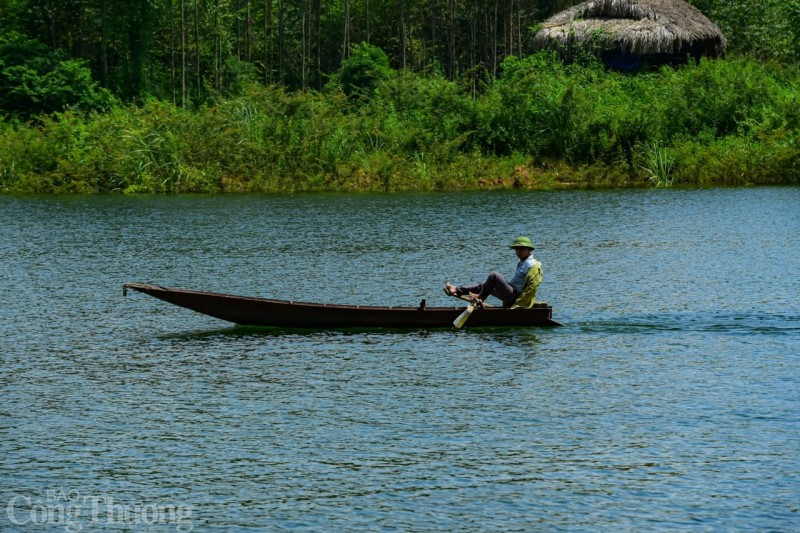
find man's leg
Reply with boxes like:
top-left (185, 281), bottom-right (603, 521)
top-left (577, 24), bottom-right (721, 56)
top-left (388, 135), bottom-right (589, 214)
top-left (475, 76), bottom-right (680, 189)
top-left (457, 272), bottom-right (516, 306)
top-left (479, 271), bottom-right (517, 305)
top-left (454, 282), bottom-right (482, 297)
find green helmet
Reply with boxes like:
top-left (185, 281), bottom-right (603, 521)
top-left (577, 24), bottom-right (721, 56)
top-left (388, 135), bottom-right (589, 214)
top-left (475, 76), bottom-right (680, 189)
top-left (510, 236), bottom-right (534, 250)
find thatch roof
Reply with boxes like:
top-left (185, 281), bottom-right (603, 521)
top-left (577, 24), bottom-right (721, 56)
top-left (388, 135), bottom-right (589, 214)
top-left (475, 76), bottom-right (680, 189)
top-left (533, 0), bottom-right (727, 63)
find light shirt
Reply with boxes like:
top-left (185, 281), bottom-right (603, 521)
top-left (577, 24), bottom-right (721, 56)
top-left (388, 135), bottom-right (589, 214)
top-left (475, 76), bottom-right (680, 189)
top-left (509, 255), bottom-right (540, 293)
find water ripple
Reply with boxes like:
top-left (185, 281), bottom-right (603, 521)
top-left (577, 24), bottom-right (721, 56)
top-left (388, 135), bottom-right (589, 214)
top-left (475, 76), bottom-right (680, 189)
top-left (1, 189), bottom-right (799, 530)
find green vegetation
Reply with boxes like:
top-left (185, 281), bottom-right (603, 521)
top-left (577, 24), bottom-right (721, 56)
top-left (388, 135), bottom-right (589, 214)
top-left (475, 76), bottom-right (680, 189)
top-left (0, 32), bottom-right (117, 118)
top-left (0, 0), bottom-right (798, 193)
top-left (640, 142), bottom-right (676, 188)
top-left (2, 53), bottom-right (797, 193)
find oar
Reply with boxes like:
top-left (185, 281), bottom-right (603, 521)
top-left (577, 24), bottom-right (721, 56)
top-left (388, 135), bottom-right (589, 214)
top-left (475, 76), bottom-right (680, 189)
top-left (453, 296), bottom-right (483, 329)
top-left (443, 287), bottom-right (494, 308)
top-left (444, 283), bottom-right (490, 330)
top-left (449, 293), bottom-right (494, 308)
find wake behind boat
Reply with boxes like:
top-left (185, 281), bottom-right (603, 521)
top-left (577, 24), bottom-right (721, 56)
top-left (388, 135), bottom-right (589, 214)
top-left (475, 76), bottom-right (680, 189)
top-left (123, 283), bottom-right (563, 329)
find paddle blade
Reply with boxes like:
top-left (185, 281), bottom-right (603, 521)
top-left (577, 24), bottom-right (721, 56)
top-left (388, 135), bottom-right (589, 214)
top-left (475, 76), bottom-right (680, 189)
top-left (453, 302), bottom-right (475, 329)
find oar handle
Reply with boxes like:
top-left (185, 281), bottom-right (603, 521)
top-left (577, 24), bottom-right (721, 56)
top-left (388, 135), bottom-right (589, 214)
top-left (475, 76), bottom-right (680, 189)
top-left (447, 293), bottom-right (494, 308)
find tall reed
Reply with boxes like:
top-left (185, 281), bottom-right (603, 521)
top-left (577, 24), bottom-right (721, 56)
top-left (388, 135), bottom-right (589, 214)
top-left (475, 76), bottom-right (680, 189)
top-left (640, 141), bottom-right (676, 188)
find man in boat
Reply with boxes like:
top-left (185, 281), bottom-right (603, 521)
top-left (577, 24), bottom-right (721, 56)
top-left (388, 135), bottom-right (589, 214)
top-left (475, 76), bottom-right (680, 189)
top-left (445, 236), bottom-right (542, 308)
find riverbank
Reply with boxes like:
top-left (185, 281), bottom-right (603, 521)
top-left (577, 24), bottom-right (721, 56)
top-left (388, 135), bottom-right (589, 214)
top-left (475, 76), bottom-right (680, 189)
top-left (2, 54), bottom-right (798, 193)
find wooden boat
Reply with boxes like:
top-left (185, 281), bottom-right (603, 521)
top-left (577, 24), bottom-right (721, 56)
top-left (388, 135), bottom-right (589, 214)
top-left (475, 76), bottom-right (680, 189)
top-left (123, 283), bottom-right (563, 329)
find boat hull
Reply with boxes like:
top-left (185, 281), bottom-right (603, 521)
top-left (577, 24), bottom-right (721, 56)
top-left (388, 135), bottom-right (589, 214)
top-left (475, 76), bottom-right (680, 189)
top-left (123, 283), bottom-right (562, 329)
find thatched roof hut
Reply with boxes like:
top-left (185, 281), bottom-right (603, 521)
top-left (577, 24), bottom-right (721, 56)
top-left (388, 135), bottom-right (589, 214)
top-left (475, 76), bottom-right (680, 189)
top-left (533, 0), bottom-right (727, 69)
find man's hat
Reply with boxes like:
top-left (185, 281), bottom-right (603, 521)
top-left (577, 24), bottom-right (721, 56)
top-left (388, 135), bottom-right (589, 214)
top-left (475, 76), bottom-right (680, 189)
top-left (510, 236), bottom-right (534, 250)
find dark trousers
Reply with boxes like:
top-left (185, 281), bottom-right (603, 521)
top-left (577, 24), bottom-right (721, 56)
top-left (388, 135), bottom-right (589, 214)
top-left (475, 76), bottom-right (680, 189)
top-left (456, 271), bottom-right (518, 307)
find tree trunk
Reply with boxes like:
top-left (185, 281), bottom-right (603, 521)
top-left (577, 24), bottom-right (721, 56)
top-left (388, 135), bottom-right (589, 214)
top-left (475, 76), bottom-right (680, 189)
top-left (302, 0), bottom-right (307, 90)
top-left (195, 0), bottom-right (201, 100)
top-left (102, 0), bottom-right (110, 88)
top-left (449, 0), bottom-right (455, 79)
top-left (471, 1), bottom-right (477, 96)
top-left (245, 0), bottom-right (251, 62)
top-left (181, 0), bottom-right (187, 107)
top-left (493, 0), bottom-right (498, 77)
top-left (215, 0), bottom-right (221, 92)
top-left (342, 0), bottom-right (350, 61)
top-left (401, 0), bottom-right (406, 69)
top-left (278, 0), bottom-right (284, 82)
top-left (265, 0), bottom-right (272, 84)
top-left (316, 0), bottom-right (322, 88)
top-left (365, 0), bottom-right (370, 42)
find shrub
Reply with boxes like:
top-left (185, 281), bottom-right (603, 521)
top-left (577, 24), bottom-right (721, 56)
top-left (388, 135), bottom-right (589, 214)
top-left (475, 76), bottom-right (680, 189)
top-left (0, 32), bottom-right (117, 117)
top-left (333, 42), bottom-right (396, 99)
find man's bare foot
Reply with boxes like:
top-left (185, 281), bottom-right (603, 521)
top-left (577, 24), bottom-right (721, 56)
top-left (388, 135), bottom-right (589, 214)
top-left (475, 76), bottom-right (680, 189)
top-left (445, 283), bottom-right (458, 297)
top-left (468, 292), bottom-right (481, 301)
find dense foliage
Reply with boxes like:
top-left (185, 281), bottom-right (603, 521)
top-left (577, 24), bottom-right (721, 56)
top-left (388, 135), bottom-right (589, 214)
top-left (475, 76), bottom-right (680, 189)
top-left (0, 32), bottom-right (117, 116)
top-left (0, 0), bottom-right (798, 192)
top-left (2, 0), bottom-right (798, 103)
top-left (1, 52), bottom-right (797, 192)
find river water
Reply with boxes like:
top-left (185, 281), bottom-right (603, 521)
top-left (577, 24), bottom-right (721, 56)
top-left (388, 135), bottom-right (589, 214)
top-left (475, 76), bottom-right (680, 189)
top-left (1, 188), bottom-right (798, 531)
